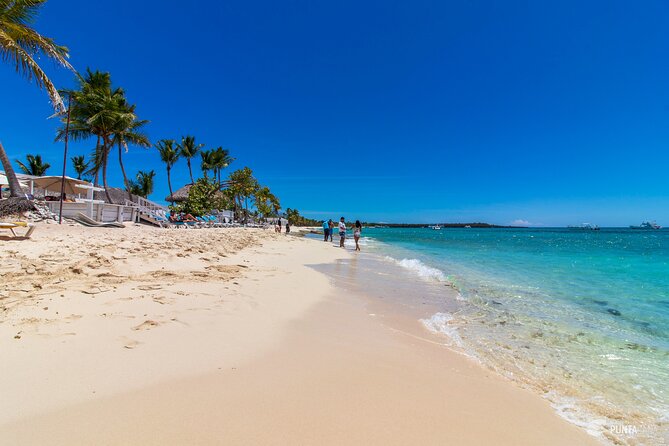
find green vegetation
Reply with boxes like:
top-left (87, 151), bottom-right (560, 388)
top-left (155, 139), bottom-right (180, 203)
top-left (284, 208), bottom-right (321, 226)
top-left (16, 154), bottom-right (50, 176)
top-left (0, 0), bottom-right (313, 222)
top-left (71, 155), bottom-right (89, 179)
top-left (178, 135), bottom-right (204, 184)
top-left (0, 0), bottom-right (76, 207)
top-left (55, 69), bottom-right (150, 203)
top-left (170, 177), bottom-right (230, 216)
top-left (128, 170), bottom-right (156, 198)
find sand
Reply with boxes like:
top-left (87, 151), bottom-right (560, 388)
top-left (0, 222), bottom-right (600, 445)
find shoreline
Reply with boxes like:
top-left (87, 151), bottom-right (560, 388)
top-left (348, 228), bottom-right (667, 446)
top-left (1, 224), bottom-right (599, 445)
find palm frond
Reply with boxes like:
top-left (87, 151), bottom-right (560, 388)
top-left (0, 28), bottom-right (65, 110)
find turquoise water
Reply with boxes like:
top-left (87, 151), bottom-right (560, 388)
top-left (360, 227), bottom-right (669, 445)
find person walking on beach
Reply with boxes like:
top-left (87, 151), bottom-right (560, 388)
top-left (277, 218), bottom-right (282, 233)
top-left (339, 217), bottom-right (347, 248)
top-left (285, 221), bottom-right (291, 235)
top-left (353, 220), bottom-right (362, 251)
top-left (323, 220), bottom-right (329, 241)
top-left (328, 219), bottom-right (335, 242)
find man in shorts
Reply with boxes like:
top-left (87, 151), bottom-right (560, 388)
top-left (323, 220), bottom-right (329, 241)
top-left (338, 217), bottom-right (347, 248)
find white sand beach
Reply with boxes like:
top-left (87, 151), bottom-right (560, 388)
top-left (0, 224), bottom-right (599, 445)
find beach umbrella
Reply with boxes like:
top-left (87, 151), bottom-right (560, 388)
top-left (30, 175), bottom-right (91, 195)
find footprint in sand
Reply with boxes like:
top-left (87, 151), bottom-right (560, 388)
top-left (122, 339), bottom-right (141, 349)
top-left (131, 320), bottom-right (160, 331)
top-left (137, 284), bottom-right (163, 291)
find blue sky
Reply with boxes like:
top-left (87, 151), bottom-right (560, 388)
top-left (2, 0), bottom-right (669, 225)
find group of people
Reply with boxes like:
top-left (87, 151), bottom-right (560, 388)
top-left (275, 218), bottom-right (290, 234)
top-left (323, 217), bottom-right (363, 251)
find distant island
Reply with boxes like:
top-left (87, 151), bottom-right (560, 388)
top-left (364, 222), bottom-right (526, 229)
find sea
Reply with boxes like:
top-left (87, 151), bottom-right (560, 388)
top-left (314, 227), bottom-right (669, 445)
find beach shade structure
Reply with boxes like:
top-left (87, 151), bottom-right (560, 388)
top-left (0, 172), bottom-right (28, 188)
top-left (165, 184), bottom-right (193, 203)
top-left (30, 175), bottom-right (91, 196)
top-left (0, 172), bottom-right (29, 199)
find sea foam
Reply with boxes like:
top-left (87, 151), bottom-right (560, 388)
top-left (386, 257), bottom-right (448, 282)
top-left (420, 312), bottom-right (464, 347)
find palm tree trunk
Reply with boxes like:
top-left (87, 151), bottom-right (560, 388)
top-left (118, 140), bottom-right (132, 201)
top-left (93, 136), bottom-right (101, 187)
top-left (167, 166), bottom-right (174, 204)
top-left (101, 138), bottom-right (113, 204)
top-left (187, 159), bottom-right (194, 184)
top-left (0, 141), bottom-right (25, 198)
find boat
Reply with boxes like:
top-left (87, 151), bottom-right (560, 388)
top-left (429, 225), bottom-right (442, 230)
top-left (630, 221), bottom-right (662, 230)
top-left (568, 223), bottom-right (600, 231)
top-left (464, 225), bottom-right (472, 228)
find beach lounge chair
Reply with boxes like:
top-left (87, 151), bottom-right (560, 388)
top-left (206, 215), bottom-right (224, 228)
top-left (165, 212), bottom-right (188, 229)
top-left (0, 222), bottom-right (36, 239)
top-left (73, 213), bottom-right (125, 228)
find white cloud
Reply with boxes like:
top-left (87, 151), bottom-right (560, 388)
top-left (510, 219), bottom-right (531, 226)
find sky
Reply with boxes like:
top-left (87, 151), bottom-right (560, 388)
top-left (2, 0), bottom-right (669, 226)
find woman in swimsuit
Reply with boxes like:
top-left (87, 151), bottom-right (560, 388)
top-left (353, 220), bottom-right (362, 251)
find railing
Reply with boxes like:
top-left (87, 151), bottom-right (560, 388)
top-left (124, 196), bottom-right (166, 212)
top-left (124, 197), bottom-right (167, 225)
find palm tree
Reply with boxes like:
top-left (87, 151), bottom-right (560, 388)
top-left (71, 155), bottom-right (89, 179)
top-left (211, 147), bottom-right (234, 184)
top-left (178, 135), bottom-right (203, 184)
top-left (156, 139), bottom-right (179, 203)
top-left (200, 149), bottom-right (215, 179)
top-left (16, 154), bottom-right (50, 176)
top-left (254, 185), bottom-right (280, 220)
top-left (111, 102), bottom-right (150, 199)
top-left (285, 208), bottom-right (301, 225)
top-left (0, 0), bottom-right (76, 202)
top-left (55, 69), bottom-right (134, 204)
top-left (228, 167), bottom-right (258, 223)
top-left (128, 170), bottom-right (155, 198)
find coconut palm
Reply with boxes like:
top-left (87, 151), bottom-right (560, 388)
top-left (0, 0), bottom-right (76, 203)
top-left (254, 185), bottom-right (280, 220)
top-left (228, 167), bottom-right (258, 222)
top-left (178, 135), bottom-right (203, 184)
top-left (211, 147), bottom-right (234, 184)
top-left (128, 170), bottom-right (155, 198)
top-left (111, 102), bottom-right (150, 199)
top-left (16, 153), bottom-right (50, 176)
top-left (200, 149), bottom-right (216, 179)
top-left (56, 69), bottom-right (135, 203)
top-left (70, 155), bottom-right (89, 179)
top-left (156, 139), bottom-right (179, 203)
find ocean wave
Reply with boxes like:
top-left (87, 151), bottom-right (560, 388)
top-left (420, 312), bottom-right (464, 348)
top-left (386, 257), bottom-right (448, 282)
top-left (545, 392), bottom-right (609, 439)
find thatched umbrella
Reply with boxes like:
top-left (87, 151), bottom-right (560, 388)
top-left (165, 184), bottom-right (192, 203)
